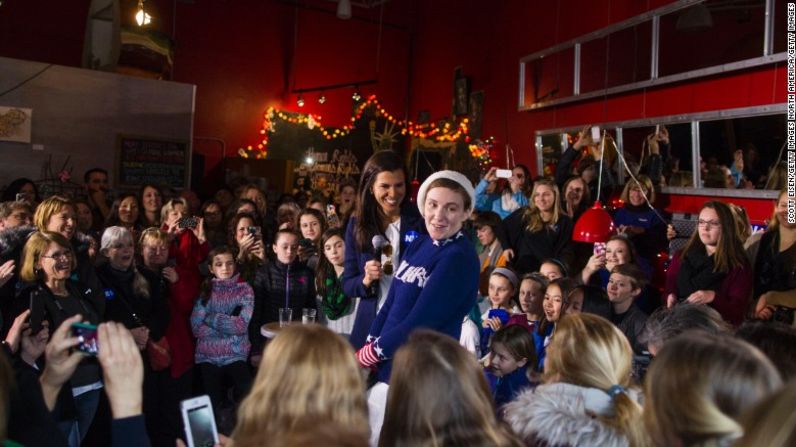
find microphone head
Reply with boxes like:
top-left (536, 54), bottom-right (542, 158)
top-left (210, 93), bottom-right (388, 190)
top-left (372, 235), bottom-right (388, 250)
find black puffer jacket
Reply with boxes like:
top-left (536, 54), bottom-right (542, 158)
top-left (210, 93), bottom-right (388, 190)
top-left (251, 259), bottom-right (316, 351)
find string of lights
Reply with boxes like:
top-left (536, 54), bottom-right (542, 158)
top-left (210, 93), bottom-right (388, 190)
top-left (239, 95), bottom-right (493, 162)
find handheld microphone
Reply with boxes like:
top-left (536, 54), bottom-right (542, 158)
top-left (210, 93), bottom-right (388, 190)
top-left (372, 235), bottom-right (388, 261)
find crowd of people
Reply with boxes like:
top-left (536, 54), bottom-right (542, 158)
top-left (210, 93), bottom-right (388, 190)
top-left (0, 136), bottom-right (794, 447)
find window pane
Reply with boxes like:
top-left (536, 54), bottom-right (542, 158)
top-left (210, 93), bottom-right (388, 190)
top-left (523, 48), bottom-right (575, 108)
top-left (620, 123), bottom-right (694, 187)
top-left (581, 21), bottom-right (652, 94)
top-left (658, 0), bottom-right (766, 77)
top-left (699, 114), bottom-right (786, 189)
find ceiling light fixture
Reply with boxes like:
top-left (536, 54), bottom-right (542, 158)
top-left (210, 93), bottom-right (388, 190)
top-left (136, 0), bottom-right (152, 26)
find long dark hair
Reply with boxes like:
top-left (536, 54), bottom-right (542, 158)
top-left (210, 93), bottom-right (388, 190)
top-left (105, 193), bottom-right (144, 230)
top-left (353, 150), bottom-right (409, 251)
top-left (681, 201), bottom-right (748, 273)
top-left (200, 245), bottom-right (236, 304)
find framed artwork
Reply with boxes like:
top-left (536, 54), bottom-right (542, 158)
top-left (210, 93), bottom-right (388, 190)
top-left (0, 107), bottom-right (32, 143)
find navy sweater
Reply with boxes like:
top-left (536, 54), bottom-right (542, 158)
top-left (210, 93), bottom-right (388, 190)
top-left (366, 230), bottom-right (479, 383)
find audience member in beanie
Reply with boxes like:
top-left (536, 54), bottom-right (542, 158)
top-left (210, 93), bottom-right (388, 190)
top-left (343, 151), bottom-right (424, 349)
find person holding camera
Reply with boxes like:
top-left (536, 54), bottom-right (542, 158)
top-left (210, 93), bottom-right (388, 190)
top-left (228, 212), bottom-right (266, 284)
top-left (474, 165), bottom-right (531, 220)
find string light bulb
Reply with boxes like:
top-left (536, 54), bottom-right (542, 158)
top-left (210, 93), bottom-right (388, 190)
top-left (352, 88), bottom-right (361, 102)
top-left (297, 95), bottom-right (305, 107)
top-left (135, 0), bottom-right (152, 26)
top-left (318, 93), bottom-right (326, 104)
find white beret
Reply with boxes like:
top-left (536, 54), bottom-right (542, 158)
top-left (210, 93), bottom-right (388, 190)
top-left (416, 170), bottom-right (476, 217)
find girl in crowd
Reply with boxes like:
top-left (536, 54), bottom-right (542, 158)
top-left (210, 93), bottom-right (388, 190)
top-left (484, 325), bottom-right (536, 409)
top-left (139, 184), bottom-right (163, 228)
top-left (296, 208), bottom-right (327, 271)
top-left (752, 189), bottom-right (796, 322)
top-left (231, 325), bottom-right (368, 446)
top-left (251, 230), bottom-right (316, 357)
top-left (644, 333), bottom-right (782, 446)
top-left (380, 330), bottom-right (522, 447)
top-left (534, 277), bottom-right (576, 370)
top-left (481, 268), bottom-right (519, 355)
top-left (104, 193), bottom-right (143, 237)
top-left (664, 201), bottom-right (752, 326)
top-left (566, 285), bottom-right (611, 319)
top-left (343, 150), bottom-right (424, 349)
top-left (499, 178), bottom-right (574, 275)
top-left (355, 171), bottom-right (479, 442)
top-left (200, 199), bottom-right (226, 249)
top-left (334, 181), bottom-right (357, 226)
top-left (474, 165), bottom-right (531, 219)
top-left (276, 201), bottom-right (301, 231)
top-left (560, 176), bottom-right (590, 220)
top-left (612, 175), bottom-right (668, 264)
top-left (18, 231), bottom-right (102, 444)
top-left (504, 314), bottom-right (646, 447)
top-left (137, 228), bottom-right (180, 445)
top-left (73, 199), bottom-right (95, 237)
top-left (316, 228), bottom-right (359, 338)
top-left (580, 234), bottom-right (659, 314)
top-left (240, 184), bottom-right (275, 243)
top-left (507, 272), bottom-right (547, 331)
top-left (229, 212), bottom-right (265, 283)
top-left (538, 258), bottom-right (566, 281)
top-left (191, 246), bottom-right (254, 427)
top-left (97, 226), bottom-right (170, 444)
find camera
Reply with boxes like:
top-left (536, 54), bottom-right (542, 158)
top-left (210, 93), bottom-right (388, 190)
top-left (177, 217), bottom-right (198, 230)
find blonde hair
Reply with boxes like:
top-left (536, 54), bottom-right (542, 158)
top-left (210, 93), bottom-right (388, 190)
top-left (543, 313), bottom-right (647, 447)
top-left (231, 325), bottom-right (368, 446)
top-left (160, 198), bottom-right (188, 224)
top-left (644, 333), bottom-right (782, 447)
top-left (100, 226), bottom-right (150, 299)
top-left (379, 330), bottom-right (522, 447)
top-left (766, 188), bottom-right (789, 234)
top-left (735, 383), bottom-right (796, 447)
top-left (20, 231), bottom-right (77, 282)
top-left (139, 227), bottom-right (169, 247)
top-left (33, 195), bottom-right (74, 232)
top-left (620, 175), bottom-right (655, 204)
top-left (522, 178), bottom-right (561, 233)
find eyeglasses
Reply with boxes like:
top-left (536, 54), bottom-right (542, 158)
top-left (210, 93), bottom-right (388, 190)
top-left (42, 250), bottom-right (72, 261)
top-left (697, 220), bottom-right (721, 229)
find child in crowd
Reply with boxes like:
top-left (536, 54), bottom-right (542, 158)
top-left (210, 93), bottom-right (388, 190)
top-left (507, 273), bottom-right (547, 331)
top-left (475, 211), bottom-right (509, 294)
top-left (481, 267), bottom-right (519, 355)
top-left (606, 264), bottom-right (649, 354)
top-left (535, 278), bottom-right (576, 371)
top-left (485, 325), bottom-right (537, 408)
top-left (251, 230), bottom-right (317, 356)
top-left (539, 258), bottom-right (567, 281)
top-left (316, 228), bottom-right (359, 338)
top-left (191, 246), bottom-right (254, 427)
top-left (296, 208), bottom-right (327, 271)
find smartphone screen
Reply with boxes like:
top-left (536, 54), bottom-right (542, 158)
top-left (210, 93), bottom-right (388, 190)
top-left (29, 292), bottom-right (45, 335)
top-left (591, 126), bottom-right (602, 143)
top-left (72, 323), bottom-right (99, 356)
top-left (186, 403), bottom-right (217, 447)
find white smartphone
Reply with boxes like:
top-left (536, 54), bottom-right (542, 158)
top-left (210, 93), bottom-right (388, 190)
top-left (655, 124), bottom-right (661, 136)
top-left (496, 169), bottom-right (512, 179)
top-left (590, 126), bottom-right (602, 143)
top-left (181, 395), bottom-right (219, 447)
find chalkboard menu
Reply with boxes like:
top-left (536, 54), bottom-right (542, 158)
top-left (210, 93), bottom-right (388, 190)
top-left (115, 135), bottom-right (190, 189)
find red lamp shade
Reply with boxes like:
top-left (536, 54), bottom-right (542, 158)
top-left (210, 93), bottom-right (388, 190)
top-left (573, 201), bottom-right (616, 243)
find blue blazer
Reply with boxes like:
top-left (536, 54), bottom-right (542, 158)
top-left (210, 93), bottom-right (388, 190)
top-left (343, 202), bottom-right (425, 348)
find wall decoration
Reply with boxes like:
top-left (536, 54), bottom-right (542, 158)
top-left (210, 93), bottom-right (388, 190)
top-left (0, 106), bottom-right (32, 143)
top-left (292, 148), bottom-right (361, 197)
top-left (469, 91), bottom-right (484, 140)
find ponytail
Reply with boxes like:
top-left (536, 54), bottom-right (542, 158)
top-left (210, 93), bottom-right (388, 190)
top-left (607, 392), bottom-right (649, 447)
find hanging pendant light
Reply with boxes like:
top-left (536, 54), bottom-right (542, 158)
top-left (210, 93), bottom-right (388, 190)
top-left (573, 130), bottom-right (616, 243)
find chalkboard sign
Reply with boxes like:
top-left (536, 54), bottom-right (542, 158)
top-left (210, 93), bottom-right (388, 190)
top-left (115, 135), bottom-right (190, 189)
